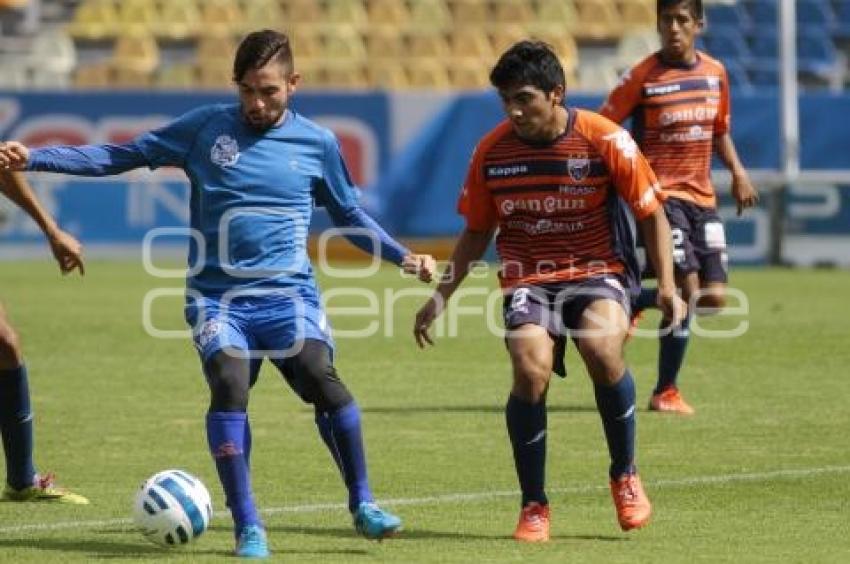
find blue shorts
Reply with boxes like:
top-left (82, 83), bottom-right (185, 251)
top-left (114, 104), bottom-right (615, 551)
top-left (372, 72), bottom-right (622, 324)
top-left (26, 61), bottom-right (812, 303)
top-left (502, 276), bottom-right (630, 377)
top-left (184, 289), bottom-right (334, 364)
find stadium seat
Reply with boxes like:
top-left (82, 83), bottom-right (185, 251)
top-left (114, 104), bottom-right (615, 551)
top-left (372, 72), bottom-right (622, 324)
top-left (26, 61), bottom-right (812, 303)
top-left (155, 63), bottom-right (197, 90)
top-left (325, 0), bottom-right (368, 31)
top-left (289, 29), bottom-right (323, 60)
top-left (406, 58), bottom-right (451, 89)
top-left (196, 60), bottom-right (232, 89)
top-left (488, 24), bottom-right (527, 55)
top-left (747, 60), bottom-right (779, 87)
top-left (366, 27), bottom-right (405, 60)
top-left (533, 0), bottom-right (579, 35)
top-left (73, 62), bottom-right (112, 88)
top-left (450, 0), bottom-right (489, 25)
top-left (705, 2), bottom-right (751, 33)
top-left (748, 29), bottom-right (777, 63)
top-left (407, 29), bottom-right (450, 58)
top-left (115, 0), bottom-right (159, 36)
top-left (29, 27), bottom-right (77, 76)
top-left (574, 0), bottom-right (622, 40)
top-left (448, 58), bottom-right (491, 90)
top-left (796, 0), bottom-right (834, 30)
top-left (367, 0), bottom-right (411, 29)
top-left (367, 61), bottom-right (410, 89)
top-left (493, 0), bottom-right (536, 25)
top-left (67, 0), bottom-right (119, 40)
top-left (157, 0), bottom-right (202, 40)
top-left (745, 0), bottom-right (777, 27)
top-left (321, 62), bottom-right (370, 89)
top-left (323, 25), bottom-right (368, 62)
top-left (240, 0), bottom-right (283, 36)
top-left (286, 0), bottom-right (323, 25)
top-left (718, 57), bottom-right (753, 93)
top-left (449, 27), bottom-right (494, 61)
top-left (533, 30), bottom-right (579, 75)
top-left (409, 0), bottom-right (452, 31)
top-left (796, 27), bottom-right (846, 89)
top-left (608, 29), bottom-right (660, 72)
top-left (832, 0), bottom-right (850, 39)
top-left (577, 60), bottom-right (620, 91)
top-left (199, 0), bottom-right (242, 36)
top-left (0, 59), bottom-right (30, 90)
top-left (618, 0), bottom-right (655, 29)
top-left (111, 32), bottom-right (159, 83)
top-left (196, 32), bottom-right (237, 66)
top-left (703, 28), bottom-right (752, 67)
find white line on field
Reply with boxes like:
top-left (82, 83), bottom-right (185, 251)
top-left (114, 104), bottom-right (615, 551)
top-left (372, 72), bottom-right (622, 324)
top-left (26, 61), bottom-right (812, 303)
top-left (1, 464), bottom-right (848, 535)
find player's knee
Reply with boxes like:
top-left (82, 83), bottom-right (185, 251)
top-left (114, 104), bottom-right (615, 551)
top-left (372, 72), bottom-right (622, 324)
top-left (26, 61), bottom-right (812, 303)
top-left (286, 342), bottom-right (353, 412)
top-left (696, 292), bottom-right (725, 313)
top-left (204, 353), bottom-right (250, 412)
top-left (577, 340), bottom-right (624, 385)
top-left (0, 321), bottom-right (23, 368)
top-left (511, 355), bottom-right (551, 401)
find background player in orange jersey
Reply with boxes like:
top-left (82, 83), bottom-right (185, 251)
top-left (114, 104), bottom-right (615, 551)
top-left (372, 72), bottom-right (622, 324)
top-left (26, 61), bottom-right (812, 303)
top-left (413, 41), bottom-right (686, 541)
top-left (600, 0), bottom-right (758, 415)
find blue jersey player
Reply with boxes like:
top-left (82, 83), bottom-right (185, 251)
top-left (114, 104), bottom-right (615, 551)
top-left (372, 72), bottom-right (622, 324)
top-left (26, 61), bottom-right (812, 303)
top-left (0, 30), bottom-right (435, 558)
top-left (0, 170), bottom-right (87, 505)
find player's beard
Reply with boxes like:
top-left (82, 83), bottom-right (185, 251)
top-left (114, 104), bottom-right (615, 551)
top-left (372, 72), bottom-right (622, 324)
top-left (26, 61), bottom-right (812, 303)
top-left (243, 106), bottom-right (286, 132)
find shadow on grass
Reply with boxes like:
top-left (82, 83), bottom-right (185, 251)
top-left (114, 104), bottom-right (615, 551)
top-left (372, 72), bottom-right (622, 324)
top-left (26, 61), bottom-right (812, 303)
top-left (0, 537), bottom-right (224, 559)
top-left (255, 524), bottom-right (627, 543)
top-left (360, 404), bottom-right (599, 415)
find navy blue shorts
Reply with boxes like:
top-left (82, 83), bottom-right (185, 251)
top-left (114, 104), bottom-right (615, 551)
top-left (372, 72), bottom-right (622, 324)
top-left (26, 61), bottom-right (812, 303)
top-left (502, 276), bottom-right (630, 377)
top-left (664, 198), bottom-right (728, 283)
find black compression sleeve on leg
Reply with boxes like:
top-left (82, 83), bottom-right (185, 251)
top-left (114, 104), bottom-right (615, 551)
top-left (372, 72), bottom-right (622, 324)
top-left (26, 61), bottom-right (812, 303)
top-left (204, 351), bottom-right (251, 412)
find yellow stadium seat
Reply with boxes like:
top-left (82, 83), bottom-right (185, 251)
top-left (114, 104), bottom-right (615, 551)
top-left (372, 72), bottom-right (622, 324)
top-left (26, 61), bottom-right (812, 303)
top-left (407, 29), bottom-right (450, 58)
top-left (408, 0), bottom-right (452, 31)
top-left (448, 58), bottom-right (491, 90)
top-left (67, 0), bottom-right (119, 40)
top-left (241, 0), bottom-right (284, 35)
top-left (532, 30), bottom-right (579, 74)
top-left (323, 25), bottom-right (367, 61)
top-left (73, 62), bottom-right (112, 89)
top-left (493, 0), bottom-right (535, 25)
top-left (286, 0), bottom-right (323, 24)
top-left (196, 32), bottom-right (237, 66)
top-left (450, 27), bottom-right (494, 60)
top-left (531, 0), bottom-right (580, 36)
top-left (158, 0), bottom-right (202, 40)
top-left (325, 0), bottom-right (367, 30)
top-left (321, 62), bottom-right (370, 89)
top-left (368, 62), bottom-right (409, 89)
top-left (200, 0), bottom-right (243, 36)
top-left (155, 63), bottom-right (198, 90)
top-left (367, 0), bottom-right (411, 29)
top-left (574, 0), bottom-right (622, 39)
top-left (450, 0), bottom-right (489, 25)
top-left (366, 27), bottom-right (405, 60)
top-left (619, 0), bottom-right (656, 29)
top-left (196, 61), bottom-right (233, 89)
top-left (406, 58), bottom-right (451, 90)
top-left (289, 29), bottom-right (323, 61)
top-left (112, 32), bottom-right (159, 75)
top-left (488, 24), bottom-right (527, 56)
top-left (115, 0), bottom-right (159, 36)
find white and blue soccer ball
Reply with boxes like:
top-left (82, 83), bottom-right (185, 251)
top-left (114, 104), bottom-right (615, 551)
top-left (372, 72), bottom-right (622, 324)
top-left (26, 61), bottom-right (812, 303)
top-left (132, 469), bottom-right (213, 547)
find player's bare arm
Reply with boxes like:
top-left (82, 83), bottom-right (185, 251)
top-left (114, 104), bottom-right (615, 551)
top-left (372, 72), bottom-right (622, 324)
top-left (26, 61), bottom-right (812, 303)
top-left (414, 227), bottom-right (494, 348)
top-left (402, 253), bottom-right (437, 283)
top-left (0, 141), bottom-right (30, 171)
top-left (714, 133), bottom-right (758, 215)
top-left (0, 170), bottom-right (84, 275)
top-left (638, 206), bottom-right (686, 324)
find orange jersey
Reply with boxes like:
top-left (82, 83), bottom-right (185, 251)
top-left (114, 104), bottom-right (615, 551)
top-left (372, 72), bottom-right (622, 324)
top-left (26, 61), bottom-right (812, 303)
top-left (600, 51), bottom-right (730, 209)
top-left (458, 108), bottom-right (661, 289)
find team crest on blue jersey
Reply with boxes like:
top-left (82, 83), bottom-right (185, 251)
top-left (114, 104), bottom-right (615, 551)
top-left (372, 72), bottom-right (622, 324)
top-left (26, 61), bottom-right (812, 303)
top-left (197, 319), bottom-right (223, 348)
top-left (567, 158), bottom-right (590, 181)
top-left (210, 135), bottom-right (240, 167)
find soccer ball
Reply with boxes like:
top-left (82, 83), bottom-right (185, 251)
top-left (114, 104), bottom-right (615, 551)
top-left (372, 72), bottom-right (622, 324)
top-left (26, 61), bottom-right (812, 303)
top-left (132, 469), bottom-right (213, 547)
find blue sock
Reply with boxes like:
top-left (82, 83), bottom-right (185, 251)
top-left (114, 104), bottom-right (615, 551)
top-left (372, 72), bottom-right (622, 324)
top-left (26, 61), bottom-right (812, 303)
top-left (633, 287), bottom-right (658, 313)
top-left (593, 371), bottom-right (637, 479)
top-left (0, 365), bottom-right (36, 490)
top-left (315, 402), bottom-right (373, 513)
top-left (656, 313), bottom-right (691, 393)
top-left (243, 417), bottom-right (252, 470)
top-left (206, 412), bottom-right (260, 533)
top-left (505, 394), bottom-right (547, 506)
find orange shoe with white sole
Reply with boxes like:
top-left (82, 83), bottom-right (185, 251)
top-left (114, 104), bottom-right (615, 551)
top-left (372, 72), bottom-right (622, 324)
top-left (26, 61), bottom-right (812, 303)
top-left (649, 387), bottom-right (695, 415)
top-left (513, 502), bottom-right (550, 542)
top-left (610, 473), bottom-right (651, 531)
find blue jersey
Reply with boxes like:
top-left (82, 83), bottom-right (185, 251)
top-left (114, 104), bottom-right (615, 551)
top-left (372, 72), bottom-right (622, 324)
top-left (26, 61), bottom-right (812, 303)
top-left (28, 104), bottom-right (408, 297)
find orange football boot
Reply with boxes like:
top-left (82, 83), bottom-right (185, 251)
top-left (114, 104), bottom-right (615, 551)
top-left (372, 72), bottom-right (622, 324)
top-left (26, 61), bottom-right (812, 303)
top-left (649, 387), bottom-right (695, 415)
top-left (610, 473), bottom-right (651, 531)
top-left (513, 502), bottom-right (550, 542)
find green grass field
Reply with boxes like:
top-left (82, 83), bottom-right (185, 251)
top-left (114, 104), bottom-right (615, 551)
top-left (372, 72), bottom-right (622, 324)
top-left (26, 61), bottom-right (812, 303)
top-left (0, 261), bottom-right (848, 562)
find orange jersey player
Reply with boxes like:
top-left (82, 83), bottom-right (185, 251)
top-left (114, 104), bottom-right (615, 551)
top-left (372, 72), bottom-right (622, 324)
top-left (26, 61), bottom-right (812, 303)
top-left (414, 40), bottom-right (686, 541)
top-left (600, 0), bottom-right (758, 415)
